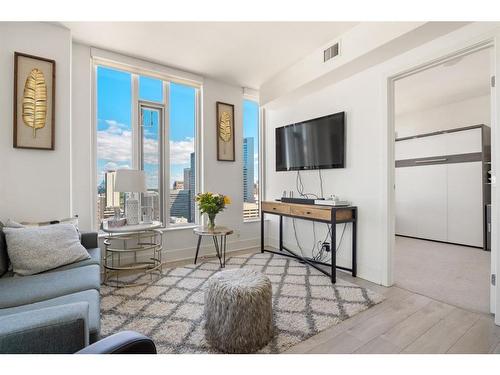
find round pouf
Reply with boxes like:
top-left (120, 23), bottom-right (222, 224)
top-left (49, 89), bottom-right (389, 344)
top-left (204, 268), bottom-right (273, 353)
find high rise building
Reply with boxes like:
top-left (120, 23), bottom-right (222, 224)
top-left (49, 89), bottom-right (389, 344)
top-left (183, 168), bottom-right (191, 191)
top-left (243, 137), bottom-right (255, 203)
top-left (189, 152), bottom-right (196, 223)
top-left (105, 171), bottom-right (120, 208)
top-left (173, 181), bottom-right (184, 190)
top-left (169, 189), bottom-right (190, 223)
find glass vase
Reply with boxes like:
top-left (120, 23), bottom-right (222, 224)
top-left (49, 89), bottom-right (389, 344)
top-left (208, 214), bottom-right (216, 230)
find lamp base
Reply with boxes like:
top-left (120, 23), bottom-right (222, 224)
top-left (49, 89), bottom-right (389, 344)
top-left (125, 198), bottom-right (140, 225)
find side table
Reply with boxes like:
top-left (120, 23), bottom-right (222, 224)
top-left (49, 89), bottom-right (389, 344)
top-left (193, 226), bottom-right (233, 267)
top-left (102, 221), bottom-right (163, 287)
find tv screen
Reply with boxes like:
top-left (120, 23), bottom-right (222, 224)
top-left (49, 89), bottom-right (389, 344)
top-left (275, 112), bottom-right (345, 171)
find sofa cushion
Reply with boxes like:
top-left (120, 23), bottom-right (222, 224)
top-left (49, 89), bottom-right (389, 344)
top-left (3, 224), bottom-right (90, 276)
top-left (0, 289), bottom-right (100, 344)
top-left (0, 264), bottom-right (100, 309)
top-left (47, 247), bottom-right (101, 272)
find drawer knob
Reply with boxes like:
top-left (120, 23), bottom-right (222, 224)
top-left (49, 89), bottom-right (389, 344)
top-left (306, 211), bottom-right (311, 214)
top-left (273, 207), bottom-right (277, 210)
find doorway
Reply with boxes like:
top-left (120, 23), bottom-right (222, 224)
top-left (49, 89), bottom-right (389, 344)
top-left (390, 46), bottom-right (494, 314)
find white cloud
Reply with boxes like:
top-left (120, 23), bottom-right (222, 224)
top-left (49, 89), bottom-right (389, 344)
top-left (170, 137), bottom-right (194, 165)
top-left (97, 129), bottom-right (132, 162)
top-left (98, 120), bottom-right (193, 179)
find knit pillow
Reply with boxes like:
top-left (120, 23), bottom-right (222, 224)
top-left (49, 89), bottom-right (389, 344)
top-left (3, 224), bottom-right (90, 276)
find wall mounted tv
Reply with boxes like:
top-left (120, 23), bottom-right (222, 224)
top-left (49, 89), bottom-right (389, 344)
top-left (275, 111), bottom-right (345, 171)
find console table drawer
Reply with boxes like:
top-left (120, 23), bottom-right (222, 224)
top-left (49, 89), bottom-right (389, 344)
top-left (290, 206), bottom-right (331, 221)
top-left (262, 202), bottom-right (290, 215)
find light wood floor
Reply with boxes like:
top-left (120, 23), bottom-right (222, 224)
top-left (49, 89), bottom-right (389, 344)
top-left (285, 270), bottom-right (500, 354)
top-left (167, 249), bottom-right (500, 354)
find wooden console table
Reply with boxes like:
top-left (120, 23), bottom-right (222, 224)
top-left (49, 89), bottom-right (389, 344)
top-left (260, 201), bottom-right (357, 283)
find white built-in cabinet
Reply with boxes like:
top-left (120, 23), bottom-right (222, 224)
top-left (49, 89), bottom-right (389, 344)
top-left (395, 126), bottom-right (489, 248)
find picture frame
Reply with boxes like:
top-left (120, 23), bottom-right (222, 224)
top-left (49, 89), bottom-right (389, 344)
top-left (216, 101), bottom-right (235, 161)
top-left (13, 52), bottom-right (56, 150)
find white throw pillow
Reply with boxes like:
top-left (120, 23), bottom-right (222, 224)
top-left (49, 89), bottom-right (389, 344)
top-left (3, 224), bottom-right (90, 276)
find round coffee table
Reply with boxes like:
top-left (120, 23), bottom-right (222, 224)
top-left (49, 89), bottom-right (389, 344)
top-left (193, 226), bottom-right (233, 267)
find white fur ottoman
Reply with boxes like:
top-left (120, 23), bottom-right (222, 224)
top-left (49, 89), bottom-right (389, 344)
top-left (204, 268), bottom-right (273, 353)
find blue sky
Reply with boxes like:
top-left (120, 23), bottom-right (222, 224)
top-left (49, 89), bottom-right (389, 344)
top-left (97, 66), bottom-right (258, 190)
top-left (243, 99), bottom-right (259, 183)
top-left (97, 66), bottom-right (195, 189)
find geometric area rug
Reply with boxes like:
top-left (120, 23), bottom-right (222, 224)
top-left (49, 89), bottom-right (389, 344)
top-left (100, 252), bottom-right (384, 353)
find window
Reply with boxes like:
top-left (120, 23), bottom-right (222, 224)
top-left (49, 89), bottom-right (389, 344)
top-left (169, 82), bottom-right (197, 224)
top-left (95, 64), bottom-right (199, 229)
top-left (243, 99), bottom-right (260, 220)
top-left (96, 66), bottom-right (132, 225)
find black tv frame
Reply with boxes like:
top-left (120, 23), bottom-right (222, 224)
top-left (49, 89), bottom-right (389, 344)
top-left (275, 111), bottom-right (345, 171)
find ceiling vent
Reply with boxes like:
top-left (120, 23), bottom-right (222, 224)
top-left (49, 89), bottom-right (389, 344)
top-left (323, 42), bottom-right (340, 62)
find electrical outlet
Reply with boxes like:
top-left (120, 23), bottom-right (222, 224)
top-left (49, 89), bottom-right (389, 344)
top-left (322, 242), bottom-right (331, 252)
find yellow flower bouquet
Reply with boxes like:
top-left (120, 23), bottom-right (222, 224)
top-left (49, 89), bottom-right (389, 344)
top-left (195, 192), bottom-right (231, 229)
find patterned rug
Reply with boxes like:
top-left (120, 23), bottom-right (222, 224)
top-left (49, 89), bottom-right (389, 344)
top-left (100, 252), bottom-right (384, 353)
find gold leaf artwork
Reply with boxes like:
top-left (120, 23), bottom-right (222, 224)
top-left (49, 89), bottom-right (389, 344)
top-left (219, 111), bottom-right (232, 142)
top-left (22, 68), bottom-right (47, 138)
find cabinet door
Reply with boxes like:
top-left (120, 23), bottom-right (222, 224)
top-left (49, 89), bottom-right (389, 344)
top-left (395, 167), bottom-right (418, 236)
top-left (447, 162), bottom-right (483, 247)
top-left (414, 164), bottom-right (448, 242)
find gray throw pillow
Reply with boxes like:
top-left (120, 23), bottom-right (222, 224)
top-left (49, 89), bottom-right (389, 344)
top-left (3, 224), bottom-right (90, 276)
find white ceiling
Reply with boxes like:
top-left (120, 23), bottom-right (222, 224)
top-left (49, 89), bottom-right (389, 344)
top-left (395, 47), bottom-right (491, 115)
top-left (62, 22), bottom-right (358, 89)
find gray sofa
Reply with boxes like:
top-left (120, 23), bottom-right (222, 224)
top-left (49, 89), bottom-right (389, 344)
top-left (0, 228), bottom-right (102, 352)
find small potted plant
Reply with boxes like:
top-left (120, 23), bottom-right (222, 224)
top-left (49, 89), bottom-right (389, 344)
top-left (195, 192), bottom-right (231, 230)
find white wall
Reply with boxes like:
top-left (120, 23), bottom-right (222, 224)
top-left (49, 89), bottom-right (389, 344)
top-left (0, 22), bottom-right (72, 223)
top-left (265, 68), bottom-right (386, 283)
top-left (72, 43), bottom-right (93, 230)
top-left (396, 95), bottom-right (490, 138)
top-left (263, 22), bottom-right (500, 286)
top-left (70, 45), bottom-right (262, 261)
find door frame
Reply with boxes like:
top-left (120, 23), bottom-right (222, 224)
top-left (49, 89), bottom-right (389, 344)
top-left (385, 39), bottom-right (499, 319)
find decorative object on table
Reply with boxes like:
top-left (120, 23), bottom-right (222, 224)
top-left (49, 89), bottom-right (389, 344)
top-left (195, 192), bottom-right (231, 230)
top-left (216, 101), bottom-right (235, 161)
top-left (102, 221), bottom-right (163, 287)
top-left (141, 191), bottom-right (158, 224)
top-left (106, 217), bottom-right (127, 228)
top-left (100, 253), bottom-right (384, 353)
top-left (204, 268), bottom-right (273, 353)
top-left (114, 169), bottom-right (147, 225)
top-left (193, 226), bottom-right (233, 267)
top-left (13, 52), bottom-right (55, 150)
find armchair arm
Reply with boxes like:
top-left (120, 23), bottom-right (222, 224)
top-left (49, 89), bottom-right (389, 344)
top-left (0, 302), bottom-right (89, 354)
top-left (76, 331), bottom-right (157, 354)
top-left (80, 231), bottom-right (98, 249)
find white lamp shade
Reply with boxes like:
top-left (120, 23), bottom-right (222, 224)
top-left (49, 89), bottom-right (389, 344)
top-left (114, 169), bottom-right (147, 193)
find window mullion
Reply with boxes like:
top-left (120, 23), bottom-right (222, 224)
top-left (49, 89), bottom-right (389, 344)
top-left (163, 81), bottom-right (171, 227)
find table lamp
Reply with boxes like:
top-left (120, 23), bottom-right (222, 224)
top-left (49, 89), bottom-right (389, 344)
top-left (114, 169), bottom-right (147, 225)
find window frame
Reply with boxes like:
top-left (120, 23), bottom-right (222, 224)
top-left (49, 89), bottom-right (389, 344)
top-left (91, 59), bottom-right (201, 230)
top-left (242, 95), bottom-right (263, 222)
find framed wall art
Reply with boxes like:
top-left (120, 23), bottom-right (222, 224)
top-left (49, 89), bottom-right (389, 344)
top-left (216, 101), bottom-right (235, 161)
top-left (13, 52), bottom-right (56, 150)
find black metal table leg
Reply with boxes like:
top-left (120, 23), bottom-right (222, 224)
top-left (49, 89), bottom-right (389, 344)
top-left (194, 235), bottom-right (202, 264)
top-left (279, 215), bottom-right (283, 251)
top-left (352, 207), bottom-right (357, 277)
top-left (331, 208), bottom-right (337, 284)
top-left (221, 235), bottom-right (226, 267)
top-left (212, 236), bottom-right (222, 267)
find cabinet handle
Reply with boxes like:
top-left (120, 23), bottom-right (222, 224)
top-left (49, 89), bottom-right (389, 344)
top-left (415, 158), bottom-right (448, 164)
top-left (306, 211), bottom-right (311, 214)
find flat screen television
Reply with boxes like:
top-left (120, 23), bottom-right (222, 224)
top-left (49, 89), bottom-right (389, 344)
top-left (275, 111), bottom-right (345, 171)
